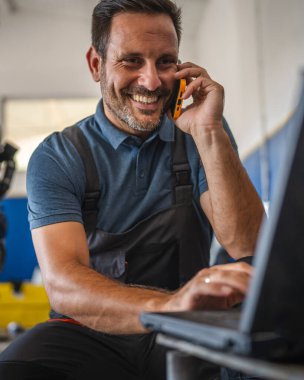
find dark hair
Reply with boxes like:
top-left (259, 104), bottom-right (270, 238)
top-left (91, 0), bottom-right (182, 59)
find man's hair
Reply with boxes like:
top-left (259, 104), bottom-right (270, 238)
top-left (91, 0), bottom-right (182, 59)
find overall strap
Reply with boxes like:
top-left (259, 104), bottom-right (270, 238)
top-left (62, 126), bottom-right (100, 231)
top-left (172, 127), bottom-right (193, 205)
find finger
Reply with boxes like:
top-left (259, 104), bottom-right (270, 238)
top-left (183, 283), bottom-right (236, 308)
top-left (225, 291), bottom-right (245, 308)
top-left (175, 66), bottom-right (211, 81)
top-left (177, 62), bottom-right (207, 71)
top-left (184, 76), bottom-right (194, 87)
top-left (183, 283), bottom-right (245, 310)
top-left (195, 268), bottom-right (251, 294)
top-left (189, 270), bottom-right (249, 298)
top-left (196, 264), bottom-right (253, 284)
top-left (209, 262), bottom-right (253, 276)
top-left (177, 61), bottom-right (200, 67)
top-left (201, 269), bottom-right (251, 294)
top-left (195, 290), bottom-right (245, 310)
top-left (182, 76), bottom-right (215, 100)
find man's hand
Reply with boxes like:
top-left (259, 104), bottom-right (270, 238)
top-left (164, 262), bottom-right (253, 311)
top-left (174, 62), bottom-right (224, 135)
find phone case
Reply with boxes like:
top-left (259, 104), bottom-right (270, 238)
top-left (170, 79), bottom-right (186, 120)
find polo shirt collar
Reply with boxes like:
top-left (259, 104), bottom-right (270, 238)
top-left (94, 99), bottom-right (175, 149)
top-left (159, 114), bottom-right (175, 142)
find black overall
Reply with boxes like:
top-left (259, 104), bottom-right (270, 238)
top-left (0, 126), bottom-right (221, 380)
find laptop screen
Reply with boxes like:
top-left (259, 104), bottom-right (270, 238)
top-left (241, 74), bottom-right (304, 334)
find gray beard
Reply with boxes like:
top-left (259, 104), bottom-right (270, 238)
top-left (105, 98), bottom-right (163, 132)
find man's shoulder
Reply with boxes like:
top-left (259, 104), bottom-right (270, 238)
top-left (27, 117), bottom-right (97, 183)
top-left (33, 114), bottom-right (95, 157)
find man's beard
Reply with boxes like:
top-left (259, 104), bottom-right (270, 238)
top-left (100, 73), bottom-right (170, 133)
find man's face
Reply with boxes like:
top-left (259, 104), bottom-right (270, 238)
top-left (100, 12), bottom-right (179, 136)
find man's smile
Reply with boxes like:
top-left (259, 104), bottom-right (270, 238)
top-left (130, 94), bottom-right (159, 104)
top-left (129, 93), bottom-right (162, 112)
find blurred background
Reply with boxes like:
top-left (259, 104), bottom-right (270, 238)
top-left (0, 0), bottom-right (303, 332)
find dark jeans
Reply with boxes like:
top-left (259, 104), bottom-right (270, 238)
top-left (0, 321), bottom-right (262, 380)
top-left (0, 321), bottom-right (218, 380)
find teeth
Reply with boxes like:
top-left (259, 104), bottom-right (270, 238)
top-left (132, 94), bottom-right (158, 104)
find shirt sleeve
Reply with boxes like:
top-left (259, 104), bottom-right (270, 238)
top-left (26, 132), bottom-right (86, 230)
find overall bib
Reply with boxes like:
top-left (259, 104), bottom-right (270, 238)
top-left (59, 125), bottom-right (212, 295)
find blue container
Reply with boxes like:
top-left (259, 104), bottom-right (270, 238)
top-left (0, 198), bottom-right (37, 282)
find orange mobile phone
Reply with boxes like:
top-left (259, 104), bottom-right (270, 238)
top-left (170, 79), bottom-right (186, 120)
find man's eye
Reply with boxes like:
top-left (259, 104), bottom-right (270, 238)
top-left (123, 58), bottom-right (142, 65)
top-left (158, 59), bottom-right (176, 68)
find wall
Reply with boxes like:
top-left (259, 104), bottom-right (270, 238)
top-left (0, 0), bottom-right (98, 99)
top-left (196, 0), bottom-right (304, 158)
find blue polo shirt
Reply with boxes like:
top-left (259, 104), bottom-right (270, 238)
top-left (27, 100), bottom-right (237, 233)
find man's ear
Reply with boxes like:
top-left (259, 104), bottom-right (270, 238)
top-left (86, 46), bottom-right (102, 82)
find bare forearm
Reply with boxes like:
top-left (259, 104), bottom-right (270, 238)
top-left (195, 124), bottom-right (264, 258)
top-left (45, 262), bottom-right (170, 334)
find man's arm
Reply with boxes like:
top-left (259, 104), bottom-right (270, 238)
top-left (33, 221), bottom-right (252, 334)
top-left (199, 132), bottom-right (263, 259)
top-left (174, 63), bottom-right (265, 259)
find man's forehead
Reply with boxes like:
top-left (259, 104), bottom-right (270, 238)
top-left (108, 12), bottom-right (178, 48)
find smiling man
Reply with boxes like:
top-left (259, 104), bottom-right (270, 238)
top-left (0, 1), bottom-right (264, 380)
top-left (91, 12), bottom-right (177, 135)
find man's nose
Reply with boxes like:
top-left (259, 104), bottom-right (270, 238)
top-left (137, 64), bottom-right (162, 91)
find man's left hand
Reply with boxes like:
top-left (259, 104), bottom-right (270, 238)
top-left (174, 62), bottom-right (224, 136)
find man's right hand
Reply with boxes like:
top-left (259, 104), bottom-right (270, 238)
top-left (164, 262), bottom-right (253, 311)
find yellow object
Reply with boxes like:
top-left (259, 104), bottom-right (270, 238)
top-left (0, 282), bottom-right (50, 328)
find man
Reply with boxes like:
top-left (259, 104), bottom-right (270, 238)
top-left (0, 0), bottom-right (264, 379)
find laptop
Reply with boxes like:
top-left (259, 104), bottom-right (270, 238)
top-left (140, 74), bottom-right (304, 360)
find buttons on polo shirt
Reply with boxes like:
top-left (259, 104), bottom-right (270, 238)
top-left (126, 136), bottom-right (143, 147)
top-left (139, 170), bottom-right (145, 179)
